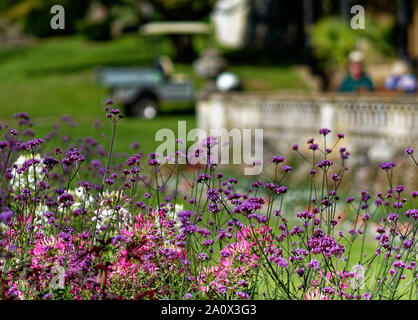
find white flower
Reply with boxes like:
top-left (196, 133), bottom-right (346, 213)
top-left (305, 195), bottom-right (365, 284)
top-left (10, 153), bottom-right (44, 192)
top-left (92, 191), bottom-right (132, 233)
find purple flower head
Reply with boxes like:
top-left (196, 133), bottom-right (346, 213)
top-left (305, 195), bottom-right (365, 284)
top-left (201, 136), bottom-right (218, 148)
top-left (23, 129), bottom-right (34, 137)
top-left (309, 143), bottom-right (319, 151)
top-left (337, 133), bottom-right (345, 139)
top-left (360, 190), bottom-right (371, 202)
top-left (0, 208), bottom-right (14, 224)
top-left (307, 234), bottom-right (345, 258)
top-left (183, 293), bottom-right (192, 299)
top-left (73, 208), bottom-right (86, 217)
top-left (227, 177), bottom-right (238, 184)
top-left (9, 129), bottom-right (19, 136)
top-left (105, 107), bottom-right (123, 119)
top-left (363, 292), bottom-right (371, 300)
top-left (269, 256), bottom-right (288, 268)
top-left (319, 128), bottom-right (331, 136)
top-left (392, 201), bottom-right (402, 208)
top-left (237, 292), bottom-right (249, 300)
top-left (21, 158), bottom-right (40, 171)
top-left (404, 147), bottom-right (413, 155)
top-left (58, 193), bottom-right (75, 206)
top-left (270, 155), bottom-right (285, 164)
top-left (290, 225), bottom-right (304, 236)
top-left (0, 140), bottom-right (8, 151)
top-left (379, 162), bottom-right (396, 170)
top-left (197, 174), bottom-right (211, 183)
top-left (322, 287), bottom-right (335, 294)
top-left (43, 156), bottom-right (59, 169)
top-left (148, 152), bottom-right (161, 166)
top-left (197, 252), bottom-right (209, 261)
top-left (54, 147), bottom-right (62, 155)
top-left (292, 144), bottom-right (299, 151)
top-left (24, 138), bottom-right (44, 151)
top-left (282, 165), bottom-right (292, 173)
top-left (62, 149), bottom-right (85, 167)
top-left (13, 112), bottom-right (30, 121)
top-left (110, 235), bottom-right (126, 245)
top-left (130, 141), bottom-right (140, 150)
top-left (388, 213), bottom-right (398, 222)
top-left (316, 160), bottom-right (333, 169)
top-left (296, 210), bottom-right (314, 220)
top-left (202, 239), bottom-right (214, 247)
top-left (276, 186), bottom-right (288, 194)
top-left (43, 293), bottom-right (52, 300)
top-left (126, 153), bottom-right (141, 167)
top-left (251, 159), bottom-right (262, 166)
top-left (331, 173), bottom-right (340, 181)
top-left (307, 258), bottom-right (320, 270)
top-left (295, 268), bottom-right (305, 277)
top-left (206, 188), bottom-right (219, 202)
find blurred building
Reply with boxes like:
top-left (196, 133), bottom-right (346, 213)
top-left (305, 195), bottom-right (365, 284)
top-left (212, 0), bottom-right (304, 54)
top-left (212, 0), bottom-right (418, 62)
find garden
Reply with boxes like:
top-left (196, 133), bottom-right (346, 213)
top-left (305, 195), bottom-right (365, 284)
top-left (0, 105), bottom-right (416, 300)
top-left (0, 0), bottom-right (417, 302)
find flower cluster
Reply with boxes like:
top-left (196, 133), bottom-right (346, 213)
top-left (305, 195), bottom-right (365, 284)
top-left (0, 111), bottom-right (416, 300)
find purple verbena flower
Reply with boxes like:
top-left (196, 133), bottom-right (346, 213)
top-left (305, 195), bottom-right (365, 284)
top-left (404, 147), bottom-right (413, 155)
top-left (319, 128), bottom-right (331, 136)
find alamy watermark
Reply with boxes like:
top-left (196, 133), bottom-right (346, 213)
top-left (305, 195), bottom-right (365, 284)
top-left (50, 4), bottom-right (364, 31)
top-left (154, 121), bottom-right (263, 175)
top-left (351, 5), bottom-right (365, 29)
top-left (49, 264), bottom-right (65, 290)
top-left (50, 5), bottom-right (65, 30)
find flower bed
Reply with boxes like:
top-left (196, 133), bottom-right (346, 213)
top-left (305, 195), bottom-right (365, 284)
top-left (0, 105), bottom-right (416, 300)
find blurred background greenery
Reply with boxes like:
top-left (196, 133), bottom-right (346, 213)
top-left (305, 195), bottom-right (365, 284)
top-left (0, 0), bottom-right (416, 155)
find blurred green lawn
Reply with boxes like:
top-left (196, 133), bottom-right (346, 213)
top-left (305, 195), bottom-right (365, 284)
top-left (0, 34), bottom-right (306, 154)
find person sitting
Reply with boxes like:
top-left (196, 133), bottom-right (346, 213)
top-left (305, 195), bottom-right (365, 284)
top-left (338, 50), bottom-right (374, 92)
top-left (384, 60), bottom-right (417, 93)
top-left (154, 56), bottom-right (174, 80)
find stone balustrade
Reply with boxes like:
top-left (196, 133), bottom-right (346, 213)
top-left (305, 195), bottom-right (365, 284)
top-left (197, 92), bottom-right (418, 162)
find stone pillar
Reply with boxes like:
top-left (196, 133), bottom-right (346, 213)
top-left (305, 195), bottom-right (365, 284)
top-left (197, 97), bottom-right (227, 133)
top-left (210, 97), bottom-right (226, 130)
top-left (196, 100), bottom-right (210, 133)
top-left (320, 102), bottom-right (337, 145)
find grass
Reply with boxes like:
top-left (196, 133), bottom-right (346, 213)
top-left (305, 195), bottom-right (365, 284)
top-left (0, 34), bottom-right (307, 116)
top-left (29, 114), bottom-right (195, 156)
top-left (0, 34), bottom-right (307, 154)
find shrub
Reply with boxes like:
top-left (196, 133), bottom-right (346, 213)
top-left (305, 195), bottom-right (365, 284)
top-left (77, 18), bottom-right (113, 41)
top-left (310, 16), bottom-right (396, 69)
